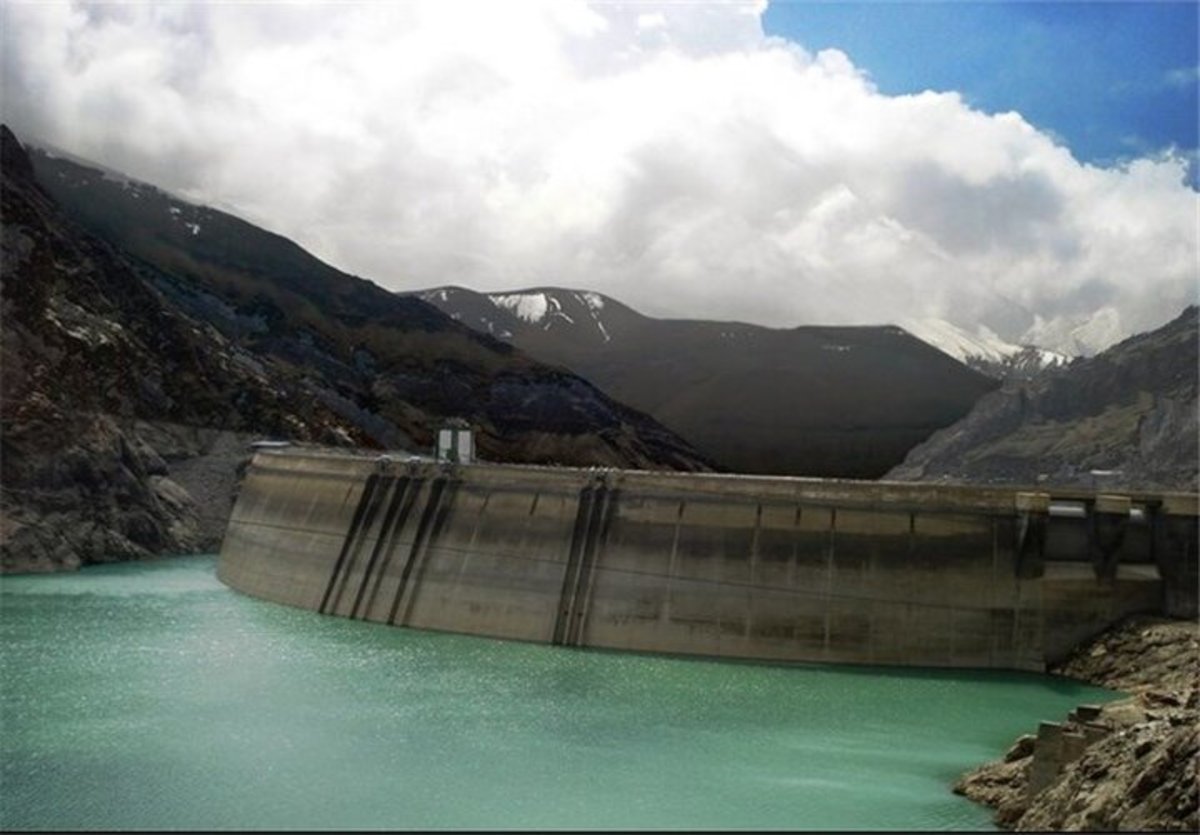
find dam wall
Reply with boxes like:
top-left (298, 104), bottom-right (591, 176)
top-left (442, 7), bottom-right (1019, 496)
top-left (217, 450), bottom-right (1198, 671)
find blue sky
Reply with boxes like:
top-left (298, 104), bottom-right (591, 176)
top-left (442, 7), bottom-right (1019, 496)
top-left (763, 1), bottom-right (1200, 184)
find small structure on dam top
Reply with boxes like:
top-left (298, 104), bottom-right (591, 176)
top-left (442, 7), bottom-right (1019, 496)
top-left (435, 419), bottom-right (474, 464)
top-left (217, 449), bottom-right (1199, 673)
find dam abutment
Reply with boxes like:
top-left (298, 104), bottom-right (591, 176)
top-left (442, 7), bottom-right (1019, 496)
top-left (217, 451), bottom-right (1198, 672)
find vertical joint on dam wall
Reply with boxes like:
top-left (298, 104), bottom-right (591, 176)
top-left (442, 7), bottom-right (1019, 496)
top-left (318, 471), bottom-right (384, 616)
top-left (553, 471), bottom-right (618, 647)
top-left (391, 470), bottom-right (459, 627)
top-left (348, 472), bottom-right (412, 620)
top-left (1015, 492), bottom-right (1049, 580)
top-left (218, 452), bottom-right (1199, 671)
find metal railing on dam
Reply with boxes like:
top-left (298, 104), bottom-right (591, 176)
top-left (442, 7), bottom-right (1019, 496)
top-left (217, 450), bottom-right (1198, 672)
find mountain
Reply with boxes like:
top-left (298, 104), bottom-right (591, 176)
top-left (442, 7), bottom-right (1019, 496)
top-left (898, 317), bottom-right (1071, 380)
top-left (3, 129), bottom-right (711, 572)
top-left (3, 126), bottom-right (349, 571)
top-left (26, 139), bottom-right (711, 471)
top-left (415, 286), bottom-right (1000, 479)
top-left (887, 306), bottom-right (1199, 490)
top-left (1021, 307), bottom-right (1126, 357)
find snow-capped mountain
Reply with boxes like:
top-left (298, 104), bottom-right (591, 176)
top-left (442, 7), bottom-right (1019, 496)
top-left (899, 317), bottom-right (1071, 379)
top-left (1020, 308), bottom-right (1125, 358)
top-left (418, 287), bottom-right (640, 346)
top-left (890, 305), bottom-right (1199, 491)
top-left (414, 285), bottom-right (998, 479)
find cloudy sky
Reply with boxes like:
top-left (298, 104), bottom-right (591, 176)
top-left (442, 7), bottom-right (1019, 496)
top-left (2, 0), bottom-right (1197, 353)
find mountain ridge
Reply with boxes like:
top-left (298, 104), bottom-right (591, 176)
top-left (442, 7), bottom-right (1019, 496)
top-left (24, 137), bottom-right (713, 472)
top-left (898, 317), bottom-right (1072, 380)
top-left (887, 305), bottom-right (1199, 491)
top-left (426, 285), bottom-right (1073, 380)
top-left (2, 127), bottom-right (713, 572)
top-left (415, 285), bottom-right (1000, 478)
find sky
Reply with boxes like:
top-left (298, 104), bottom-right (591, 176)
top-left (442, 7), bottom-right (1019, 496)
top-left (2, 0), bottom-right (1197, 354)
top-left (763, 2), bottom-right (1200, 178)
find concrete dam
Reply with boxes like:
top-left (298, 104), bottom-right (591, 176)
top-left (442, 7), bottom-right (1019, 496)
top-left (217, 450), bottom-right (1198, 672)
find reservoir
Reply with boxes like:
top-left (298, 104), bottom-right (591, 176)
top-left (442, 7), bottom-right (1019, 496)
top-left (1, 555), bottom-right (1118, 831)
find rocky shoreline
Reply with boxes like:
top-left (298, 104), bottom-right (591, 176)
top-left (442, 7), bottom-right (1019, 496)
top-left (0, 417), bottom-right (261, 573)
top-left (956, 616), bottom-right (1199, 831)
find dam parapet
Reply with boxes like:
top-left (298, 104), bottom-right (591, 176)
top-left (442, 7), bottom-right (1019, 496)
top-left (217, 450), bottom-right (1198, 671)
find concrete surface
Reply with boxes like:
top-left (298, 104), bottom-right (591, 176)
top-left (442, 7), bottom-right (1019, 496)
top-left (217, 451), bottom-right (1198, 671)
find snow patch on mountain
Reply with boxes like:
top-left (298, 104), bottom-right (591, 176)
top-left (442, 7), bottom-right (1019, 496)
top-left (580, 292), bottom-right (605, 312)
top-left (544, 295), bottom-right (575, 327)
top-left (483, 289), bottom-right (614, 341)
top-left (472, 314), bottom-right (512, 338)
top-left (577, 291), bottom-right (611, 342)
top-left (490, 292), bottom-right (549, 324)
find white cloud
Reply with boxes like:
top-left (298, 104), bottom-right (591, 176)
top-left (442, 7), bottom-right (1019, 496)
top-left (2, 0), bottom-right (1196, 353)
top-left (636, 13), bottom-right (666, 31)
top-left (1164, 65), bottom-right (1200, 89)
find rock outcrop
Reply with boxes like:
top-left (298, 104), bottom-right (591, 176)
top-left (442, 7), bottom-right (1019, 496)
top-left (888, 307), bottom-right (1199, 491)
top-left (1, 125), bottom-right (354, 571)
top-left (955, 617), bottom-right (1199, 831)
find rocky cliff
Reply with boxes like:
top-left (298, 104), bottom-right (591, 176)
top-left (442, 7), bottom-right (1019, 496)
top-left (956, 617), bottom-right (1198, 831)
top-left (888, 306), bottom-right (1199, 491)
top-left (2, 127), bottom-right (347, 570)
top-left (1, 127), bottom-right (711, 573)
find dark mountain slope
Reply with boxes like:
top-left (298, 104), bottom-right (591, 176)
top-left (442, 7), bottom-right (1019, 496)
top-left (2, 129), bottom-right (711, 572)
top-left (887, 306), bottom-right (1199, 490)
top-left (25, 142), bottom-right (710, 473)
top-left (417, 286), bottom-right (999, 478)
top-left (2, 126), bottom-right (379, 570)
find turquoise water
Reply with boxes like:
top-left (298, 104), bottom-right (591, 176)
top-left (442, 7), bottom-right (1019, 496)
top-left (1, 555), bottom-right (1117, 831)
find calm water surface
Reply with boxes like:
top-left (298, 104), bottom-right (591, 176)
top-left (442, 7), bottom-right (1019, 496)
top-left (1, 555), bottom-right (1117, 831)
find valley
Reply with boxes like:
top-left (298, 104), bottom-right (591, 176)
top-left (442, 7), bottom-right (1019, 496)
top-left (3, 5), bottom-right (1197, 834)
top-left (416, 286), bottom-right (999, 478)
top-left (5, 123), bottom-right (1197, 575)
